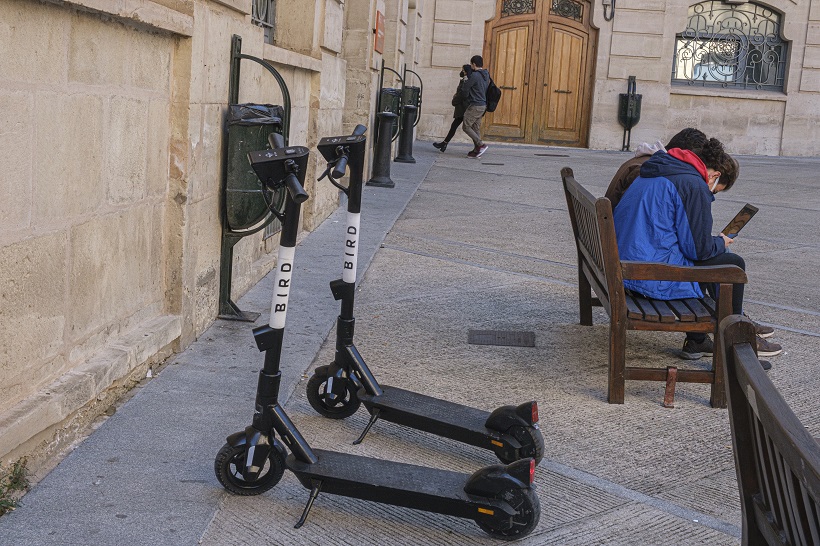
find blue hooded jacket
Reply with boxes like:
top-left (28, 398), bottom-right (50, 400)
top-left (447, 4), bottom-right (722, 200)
top-left (613, 150), bottom-right (726, 300)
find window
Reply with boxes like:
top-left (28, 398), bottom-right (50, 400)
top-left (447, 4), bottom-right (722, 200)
top-left (252, 0), bottom-right (276, 45)
top-left (672, 1), bottom-right (787, 92)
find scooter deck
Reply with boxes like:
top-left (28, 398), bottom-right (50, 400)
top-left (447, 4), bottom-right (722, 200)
top-left (286, 449), bottom-right (501, 519)
top-left (358, 385), bottom-right (501, 448)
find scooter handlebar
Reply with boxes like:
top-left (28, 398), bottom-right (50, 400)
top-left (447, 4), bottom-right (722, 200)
top-left (330, 125), bottom-right (368, 179)
top-left (268, 132), bottom-right (286, 149)
top-left (285, 172), bottom-right (309, 204)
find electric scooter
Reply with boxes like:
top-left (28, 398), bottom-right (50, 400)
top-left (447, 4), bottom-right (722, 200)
top-left (214, 133), bottom-right (541, 539)
top-left (307, 126), bottom-right (544, 465)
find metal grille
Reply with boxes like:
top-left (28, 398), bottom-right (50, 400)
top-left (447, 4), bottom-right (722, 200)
top-left (672, 1), bottom-right (787, 91)
top-left (468, 330), bottom-right (536, 347)
top-left (550, 0), bottom-right (583, 22)
top-left (252, 0), bottom-right (276, 45)
top-left (502, 0), bottom-right (535, 16)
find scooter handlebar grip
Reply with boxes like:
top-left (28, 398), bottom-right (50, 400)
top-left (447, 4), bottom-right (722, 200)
top-left (285, 173), bottom-right (309, 203)
top-left (331, 156), bottom-right (349, 180)
top-left (268, 132), bottom-right (286, 149)
top-left (352, 124), bottom-right (367, 136)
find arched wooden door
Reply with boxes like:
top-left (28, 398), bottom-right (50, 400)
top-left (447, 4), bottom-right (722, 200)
top-left (483, 0), bottom-right (597, 147)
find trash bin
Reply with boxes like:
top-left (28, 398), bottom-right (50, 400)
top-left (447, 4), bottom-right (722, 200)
top-left (402, 86), bottom-right (420, 110)
top-left (224, 103), bottom-right (285, 232)
top-left (378, 88), bottom-right (403, 140)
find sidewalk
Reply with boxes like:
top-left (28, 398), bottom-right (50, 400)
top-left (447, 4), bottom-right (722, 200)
top-left (1, 142), bottom-right (819, 545)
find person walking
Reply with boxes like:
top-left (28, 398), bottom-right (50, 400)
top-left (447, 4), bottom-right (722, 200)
top-left (433, 65), bottom-right (472, 153)
top-left (461, 55), bottom-right (490, 158)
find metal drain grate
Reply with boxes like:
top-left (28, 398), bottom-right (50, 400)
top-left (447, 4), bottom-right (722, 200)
top-left (482, 162), bottom-right (505, 165)
top-left (468, 330), bottom-right (535, 347)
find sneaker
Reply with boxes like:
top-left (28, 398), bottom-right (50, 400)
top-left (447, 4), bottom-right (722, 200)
top-left (756, 335), bottom-right (783, 357)
top-left (680, 336), bottom-right (714, 360)
top-left (433, 141), bottom-right (448, 152)
top-left (476, 144), bottom-right (489, 157)
top-left (743, 313), bottom-right (774, 338)
top-left (467, 149), bottom-right (479, 158)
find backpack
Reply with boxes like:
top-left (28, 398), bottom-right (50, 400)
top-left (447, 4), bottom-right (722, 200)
top-left (486, 78), bottom-right (502, 113)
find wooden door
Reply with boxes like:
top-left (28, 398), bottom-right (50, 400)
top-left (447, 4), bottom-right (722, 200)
top-left (483, 0), bottom-right (596, 147)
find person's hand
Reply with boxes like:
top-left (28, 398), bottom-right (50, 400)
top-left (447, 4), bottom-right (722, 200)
top-left (720, 233), bottom-right (734, 248)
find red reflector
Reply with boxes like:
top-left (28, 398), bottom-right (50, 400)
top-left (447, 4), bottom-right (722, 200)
top-left (529, 459), bottom-right (535, 484)
top-left (531, 402), bottom-right (539, 424)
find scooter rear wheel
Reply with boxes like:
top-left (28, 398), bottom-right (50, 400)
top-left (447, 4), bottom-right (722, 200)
top-left (306, 366), bottom-right (361, 419)
top-left (475, 486), bottom-right (540, 540)
top-left (497, 425), bottom-right (545, 465)
top-left (214, 443), bottom-right (285, 496)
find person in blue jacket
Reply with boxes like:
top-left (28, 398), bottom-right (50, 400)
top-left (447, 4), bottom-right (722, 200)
top-left (613, 138), bottom-right (783, 360)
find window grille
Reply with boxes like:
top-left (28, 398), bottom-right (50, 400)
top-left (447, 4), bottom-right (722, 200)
top-left (502, 0), bottom-right (536, 16)
top-left (672, 1), bottom-right (787, 92)
top-left (252, 0), bottom-right (276, 45)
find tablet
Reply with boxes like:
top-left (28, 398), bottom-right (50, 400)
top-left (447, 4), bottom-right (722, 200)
top-left (722, 203), bottom-right (759, 238)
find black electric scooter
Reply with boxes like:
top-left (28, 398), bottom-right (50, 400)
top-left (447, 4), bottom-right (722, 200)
top-left (307, 126), bottom-right (544, 465)
top-left (214, 133), bottom-right (541, 539)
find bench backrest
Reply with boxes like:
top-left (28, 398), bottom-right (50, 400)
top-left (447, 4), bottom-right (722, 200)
top-left (561, 167), bottom-right (625, 316)
top-left (720, 315), bottom-right (820, 545)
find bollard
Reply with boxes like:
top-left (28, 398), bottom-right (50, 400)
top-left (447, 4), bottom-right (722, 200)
top-left (394, 104), bottom-right (417, 163)
top-left (367, 111), bottom-right (398, 187)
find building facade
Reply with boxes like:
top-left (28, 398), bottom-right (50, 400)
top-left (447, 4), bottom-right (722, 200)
top-left (417, 0), bottom-right (820, 156)
top-left (0, 0), bottom-right (421, 471)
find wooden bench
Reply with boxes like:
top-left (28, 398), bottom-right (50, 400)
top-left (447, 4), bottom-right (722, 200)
top-left (719, 315), bottom-right (820, 545)
top-left (561, 167), bottom-right (748, 407)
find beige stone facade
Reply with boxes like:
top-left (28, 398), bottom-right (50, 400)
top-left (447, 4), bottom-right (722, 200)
top-left (0, 0), bottom-right (419, 470)
top-left (416, 0), bottom-right (820, 157)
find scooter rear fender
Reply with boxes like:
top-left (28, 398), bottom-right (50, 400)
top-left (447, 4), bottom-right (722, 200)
top-left (484, 401), bottom-right (538, 432)
top-left (463, 458), bottom-right (534, 497)
top-left (226, 426), bottom-right (287, 481)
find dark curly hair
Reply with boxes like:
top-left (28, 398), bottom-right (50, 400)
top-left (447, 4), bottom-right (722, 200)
top-left (697, 138), bottom-right (739, 191)
top-left (666, 128), bottom-right (708, 155)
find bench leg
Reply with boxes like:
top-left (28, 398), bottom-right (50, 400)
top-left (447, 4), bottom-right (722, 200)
top-left (579, 266), bottom-right (593, 326)
top-left (710, 284), bottom-right (732, 409)
top-left (608, 321), bottom-right (626, 404)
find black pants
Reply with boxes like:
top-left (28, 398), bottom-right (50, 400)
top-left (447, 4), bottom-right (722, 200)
top-left (443, 116), bottom-right (463, 142)
top-left (687, 251), bottom-right (746, 342)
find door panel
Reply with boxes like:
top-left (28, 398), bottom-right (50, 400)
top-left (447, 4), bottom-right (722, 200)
top-left (538, 25), bottom-right (587, 143)
top-left (484, 24), bottom-right (531, 139)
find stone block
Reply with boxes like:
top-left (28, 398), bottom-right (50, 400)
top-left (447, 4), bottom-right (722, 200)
top-left (805, 46), bottom-right (820, 69)
top-left (0, 393), bottom-right (60, 459)
top-left (323, 0), bottom-right (344, 53)
top-left (431, 44), bottom-right (471, 68)
top-left (320, 54), bottom-right (347, 109)
top-left (0, 0), bottom-right (69, 85)
top-left (612, 9), bottom-right (666, 33)
top-left (434, 0), bottom-right (473, 22)
top-left (610, 32), bottom-right (664, 57)
top-left (106, 96), bottom-right (150, 206)
top-left (0, 233), bottom-right (68, 413)
top-left (147, 99), bottom-right (172, 198)
top-left (129, 31), bottom-right (174, 93)
top-left (800, 67), bottom-right (820, 92)
top-left (433, 22), bottom-right (472, 46)
top-left (185, 194), bottom-right (221, 335)
top-left (607, 56), bottom-right (666, 82)
top-left (32, 92), bottom-right (105, 224)
top-left (68, 13), bottom-right (128, 86)
top-left (806, 21), bottom-right (820, 45)
top-left (0, 91), bottom-right (33, 233)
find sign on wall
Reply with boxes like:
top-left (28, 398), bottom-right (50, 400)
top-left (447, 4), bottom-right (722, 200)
top-left (374, 10), bottom-right (385, 54)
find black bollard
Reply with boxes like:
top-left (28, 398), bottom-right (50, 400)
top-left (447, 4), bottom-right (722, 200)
top-left (367, 111), bottom-right (398, 188)
top-left (394, 105), bottom-right (417, 163)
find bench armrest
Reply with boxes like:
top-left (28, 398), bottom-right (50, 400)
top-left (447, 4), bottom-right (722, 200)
top-left (621, 261), bottom-right (748, 284)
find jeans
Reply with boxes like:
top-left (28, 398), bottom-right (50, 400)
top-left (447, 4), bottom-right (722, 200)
top-left (687, 250), bottom-right (746, 342)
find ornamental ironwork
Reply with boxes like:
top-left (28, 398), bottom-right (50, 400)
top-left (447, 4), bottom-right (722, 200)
top-left (672, 1), bottom-right (787, 92)
top-left (550, 0), bottom-right (583, 22)
top-left (501, 0), bottom-right (535, 16)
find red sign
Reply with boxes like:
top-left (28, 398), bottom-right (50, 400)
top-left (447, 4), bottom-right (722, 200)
top-left (374, 11), bottom-right (385, 54)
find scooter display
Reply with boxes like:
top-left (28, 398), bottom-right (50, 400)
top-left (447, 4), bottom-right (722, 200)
top-left (214, 132), bottom-right (541, 539)
top-left (308, 126), bottom-right (545, 465)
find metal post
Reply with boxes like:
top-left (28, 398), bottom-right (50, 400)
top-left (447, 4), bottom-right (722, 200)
top-left (394, 105), bottom-right (417, 163)
top-left (367, 112), bottom-right (397, 187)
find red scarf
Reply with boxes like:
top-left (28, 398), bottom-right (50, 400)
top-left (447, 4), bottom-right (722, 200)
top-left (668, 148), bottom-right (709, 183)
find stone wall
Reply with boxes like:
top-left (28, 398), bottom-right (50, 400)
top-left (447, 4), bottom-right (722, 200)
top-left (0, 0), bottom-right (348, 469)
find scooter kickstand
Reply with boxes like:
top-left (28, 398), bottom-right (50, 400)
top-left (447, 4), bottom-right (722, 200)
top-left (352, 409), bottom-right (380, 445)
top-left (294, 481), bottom-right (323, 529)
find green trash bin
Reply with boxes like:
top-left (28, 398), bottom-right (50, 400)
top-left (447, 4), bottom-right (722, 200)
top-left (402, 86), bottom-right (420, 109)
top-left (224, 103), bottom-right (285, 232)
top-left (378, 88), bottom-right (402, 140)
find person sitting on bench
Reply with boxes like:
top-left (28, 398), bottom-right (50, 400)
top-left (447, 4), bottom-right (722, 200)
top-left (612, 136), bottom-right (783, 362)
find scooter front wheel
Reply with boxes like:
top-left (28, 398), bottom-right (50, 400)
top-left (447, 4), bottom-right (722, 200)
top-left (497, 425), bottom-right (545, 465)
top-left (306, 366), bottom-right (361, 419)
top-left (475, 486), bottom-right (540, 540)
top-left (214, 443), bottom-right (285, 496)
